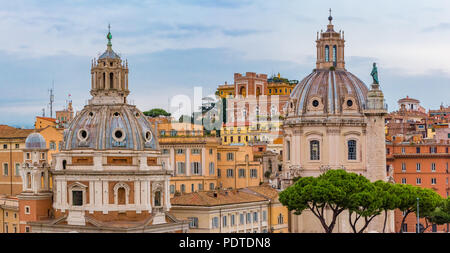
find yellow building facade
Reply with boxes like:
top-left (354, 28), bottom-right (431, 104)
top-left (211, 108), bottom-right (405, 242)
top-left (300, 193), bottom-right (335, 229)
top-left (154, 121), bottom-right (264, 197)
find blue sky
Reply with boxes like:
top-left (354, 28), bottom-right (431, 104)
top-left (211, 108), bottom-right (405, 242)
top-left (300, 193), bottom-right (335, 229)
top-left (1, 0), bottom-right (449, 128)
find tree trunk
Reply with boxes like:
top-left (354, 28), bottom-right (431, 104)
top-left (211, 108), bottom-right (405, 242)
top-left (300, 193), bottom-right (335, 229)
top-left (383, 210), bottom-right (388, 233)
top-left (399, 210), bottom-right (411, 233)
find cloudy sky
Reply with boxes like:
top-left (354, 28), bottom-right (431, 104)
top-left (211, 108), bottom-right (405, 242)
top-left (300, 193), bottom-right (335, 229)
top-left (1, 0), bottom-right (449, 128)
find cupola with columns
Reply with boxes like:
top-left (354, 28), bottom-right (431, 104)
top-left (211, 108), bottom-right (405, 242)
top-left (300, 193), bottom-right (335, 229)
top-left (315, 9), bottom-right (345, 70)
top-left (90, 25), bottom-right (129, 105)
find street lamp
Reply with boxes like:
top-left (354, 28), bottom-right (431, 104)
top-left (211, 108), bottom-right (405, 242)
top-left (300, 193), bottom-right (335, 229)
top-left (416, 197), bottom-right (420, 233)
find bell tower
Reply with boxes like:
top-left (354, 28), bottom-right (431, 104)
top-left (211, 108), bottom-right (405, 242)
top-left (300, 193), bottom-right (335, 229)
top-left (90, 25), bottom-right (130, 105)
top-left (17, 133), bottom-right (53, 233)
top-left (315, 9), bottom-right (346, 70)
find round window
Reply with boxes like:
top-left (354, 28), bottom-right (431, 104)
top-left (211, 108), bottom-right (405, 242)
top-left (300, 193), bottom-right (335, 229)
top-left (145, 131), bottom-right (152, 142)
top-left (78, 129), bottom-right (88, 141)
top-left (347, 100), bottom-right (353, 107)
top-left (89, 112), bottom-right (94, 117)
top-left (312, 100), bottom-right (319, 107)
top-left (113, 129), bottom-right (126, 142)
top-left (113, 112), bottom-right (120, 117)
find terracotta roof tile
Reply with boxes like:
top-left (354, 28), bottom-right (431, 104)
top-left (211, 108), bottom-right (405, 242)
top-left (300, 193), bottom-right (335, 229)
top-left (171, 189), bottom-right (267, 206)
top-left (0, 125), bottom-right (35, 139)
top-left (244, 185), bottom-right (279, 201)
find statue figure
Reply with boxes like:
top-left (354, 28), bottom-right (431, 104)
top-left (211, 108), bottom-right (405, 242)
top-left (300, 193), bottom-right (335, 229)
top-left (370, 62), bottom-right (379, 84)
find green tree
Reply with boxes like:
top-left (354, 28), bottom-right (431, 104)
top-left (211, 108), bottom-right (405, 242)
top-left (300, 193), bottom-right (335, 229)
top-left (347, 179), bottom-right (384, 233)
top-left (421, 196), bottom-right (448, 232)
top-left (394, 184), bottom-right (442, 233)
top-left (373, 180), bottom-right (399, 233)
top-left (279, 169), bottom-right (365, 233)
top-left (143, 108), bottom-right (171, 117)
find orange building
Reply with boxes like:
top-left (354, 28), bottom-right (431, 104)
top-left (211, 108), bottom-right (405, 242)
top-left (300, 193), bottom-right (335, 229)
top-left (0, 125), bottom-right (34, 196)
top-left (387, 140), bottom-right (450, 233)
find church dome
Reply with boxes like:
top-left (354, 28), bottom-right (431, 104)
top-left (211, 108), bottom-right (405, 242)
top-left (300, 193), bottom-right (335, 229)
top-left (288, 69), bottom-right (368, 116)
top-left (286, 13), bottom-right (369, 117)
top-left (63, 104), bottom-right (157, 151)
top-left (25, 132), bottom-right (47, 149)
top-left (63, 27), bottom-right (157, 151)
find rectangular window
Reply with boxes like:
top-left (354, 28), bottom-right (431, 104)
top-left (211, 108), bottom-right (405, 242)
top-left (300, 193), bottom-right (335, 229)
top-left (416, 178), bottom-right (422, 185)
top-left (262, 211), bottom-right (267, 222)
top-left (240, 214), bottom-right (244, 225)
top-left (72, 191), bottom-right (83, 206)
top-left (177, 149), bottom-right (184, 154)
top-left (227, 169), bottom-right (234, 178)
top-left (416, 147), bottom-right (420, 153)
top-left (191, 149), bottom-right (200, 154)
top-left (431, 163), bottom-right (436, 172)
top-left (227, 153), bottom-right (234, 161)
top-left (250, 169), bottom-right (258, 178)
top-left (209, 183), bottom-right (214, 190)
top-left (401, 178), bottom-right (407, 184)
top-left (198, 183), bottom-right (203, 191)
top-left (246, 213), bottom-right (251, 224)
top-left (223, 216), bottom-right (227, 227)
top-left (310, 140), bottom-right (320, 160)
top-left (431, 178), bottom-right (437, 185)
top-left (416, 163), bottom-right (421, 172)
top-left (162, 149), bottom-right (169, 154)
top-left (170, 185), bottom-right (175, 194)
top-left (401, 163), bottom-right (406, 172)
top-left (238, 169), bottom-right (245, 178)
top-left (192, 162), bottom-right (201, 175)
top-left (209, 162), bottom-right (215, 175)
top-left (231, 214), bottom-right (235, 226)
top-left (3, 163), bottom-right (8, 176)
top-left (217, 153), bottom-right (221, 160)
top-left (401, 147), bottom-right (405, 154)
top-left (253, 212), bottom-right (258, 223)
top-left (25, 226), bottom-right (30, 233)
top-left (217, 169), bottom-right (221, 178)
top-left (430, 147), bottom-right (437, 153)
top-left (25, 206), bottom-right (30, 214)
top-left (348, 140), bottom-right (357, 160)
top-left (386, 148), bottom-right (390, 155)
top-left (191, 184), bottom-right (194, 192)
top-left (209, 149), bottom-right (213, 155)
top-left (212, 217), bottom-right (219, 229)
top-left (287, 140), bottom-right (291, 161)
top-left (189, 217), bottom-right (199, 228)
top-left (15, 163), bottom-right (20, 176)
top-left (3, 144), bottom-right (7, 149)
top-left (177, 162), bottom-right (185, 174)
top-left (15, 144), bottom-right (19, 149)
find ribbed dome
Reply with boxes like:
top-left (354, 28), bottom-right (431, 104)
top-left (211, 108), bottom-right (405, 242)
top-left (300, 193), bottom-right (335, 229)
top-left (25, 132), bottom-right (47, 149)
top-left (63, 104), bottom-right (157, 151)
top-left (288, 69), bottom-right (368, 116)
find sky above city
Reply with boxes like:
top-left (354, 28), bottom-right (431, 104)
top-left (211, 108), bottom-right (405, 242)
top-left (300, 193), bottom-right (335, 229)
top-left (1, 0), bottom-right (450, 128)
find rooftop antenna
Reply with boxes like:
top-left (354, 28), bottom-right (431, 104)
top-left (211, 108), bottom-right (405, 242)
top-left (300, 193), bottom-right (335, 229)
top-left (49, 81), bottom-right (55, 118)
top-left (42, 108), bottom-right (45, 117)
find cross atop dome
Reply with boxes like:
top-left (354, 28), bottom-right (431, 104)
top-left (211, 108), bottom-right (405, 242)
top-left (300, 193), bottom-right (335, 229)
top-left (328, 8), bottom-right (333, 23)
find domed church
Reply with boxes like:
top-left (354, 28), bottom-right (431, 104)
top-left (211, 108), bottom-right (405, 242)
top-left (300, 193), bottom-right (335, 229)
top-left (21, 28), bottom-right (189, 233)
top-left (281, 13), bottom-right (394, 233)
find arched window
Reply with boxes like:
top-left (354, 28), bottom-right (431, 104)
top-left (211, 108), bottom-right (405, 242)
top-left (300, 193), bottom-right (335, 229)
top-left (117, 187), bottom-right (126, 205)
top-left (278, 214), bottom-right (284, 224)
top-left (310, 140), bottom-right (320, 160)
top-left (348, 140), bottom-right (357, 160)
top-left (325, 45), bottom-right (330, 62)
top-left (110, 73), bottom-right (114, 89)
top-left (40, 172), bottom-right (45, 188)
top-left (333, 45), bottom-right (337, 63)
top-left (62, 160), bottom-right (67, 170)
top-left (256, 87), bottom-right (261, 96)
top-left (240, 86), bottom-right (246, 97)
